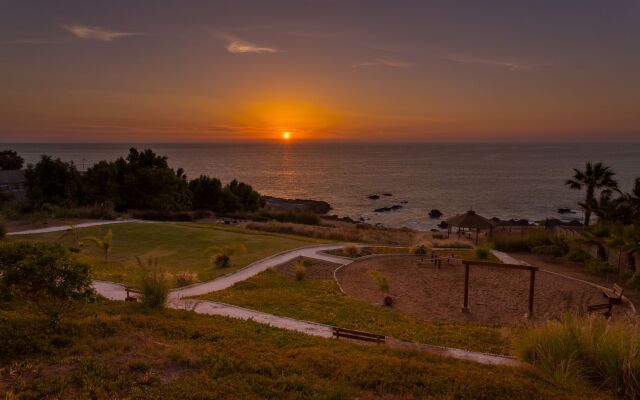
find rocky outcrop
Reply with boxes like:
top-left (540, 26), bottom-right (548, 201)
top-left (428, 209), bottom-right (443, 218)
top-left (263, 196), bottom-right (332, 214)
top-left (374, 204), bottom-right (403, 213)
top-left (368, 195), bottom-right (380, 200)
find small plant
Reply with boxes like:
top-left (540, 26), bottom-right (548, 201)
top-left (626, 271), bottom-right (640, 290)
top-left (293, 261), bottom-right (307, 281)
top-left (343, 245), bottom-right (361, 258)
top-left (413, 244), bottom-right (429, 255)
top-left (368, 270), bottom-right (392, 306)
top-left (475, 246), bottom-right (490, 260)
top-left (565, 246), bottom-right (591, 263)
top-left (206, 243), bottom-right (246, 268)
top-left (81, 229), bottom-right (113, 262)
top-left (174, 271), bottom-right (197, 286)
top-left (586, 258), bottom-right (614, 276)
top-left (137, 256), bottom-right (168, 309)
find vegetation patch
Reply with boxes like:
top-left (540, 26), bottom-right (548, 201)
top-left (197, 269), bottom-right (511, 354)
top-left (0, 301), bottom-right (607, 400)
top-left (11, 222), bottom-right (316, 287)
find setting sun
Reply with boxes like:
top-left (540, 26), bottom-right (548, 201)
top-left (282, 132), bottom-right (291, 140)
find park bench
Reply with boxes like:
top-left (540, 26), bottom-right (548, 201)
top-left (332, 327), bottom-right (385, 343)
top-left (602, 283), bottom-right (624, 304)
top-left (587, 303), bottom-right (612, 318)
top-left (125, 287), bottom-right (140, 302)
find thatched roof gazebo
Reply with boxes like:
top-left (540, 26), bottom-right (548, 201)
top-left (445, 210), bottom-right (494, 244)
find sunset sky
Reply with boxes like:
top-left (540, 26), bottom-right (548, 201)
top-left (1, 0), bottom-right (639, 142)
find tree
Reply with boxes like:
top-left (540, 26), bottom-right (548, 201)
top-left (0, 242), bottom-right (95, 328)
top-left (189, 175), bottom-right (223, 211)
top-left (566, 161), bottom-right (618, 226)
top-left (81, 229), bottom-right (113, 262)
top-left (0, 150), bottom-right (24, 170)
top-left (24, 155), bottom-right (84, 207)
top-left (205, 243), bottom-right (246, 268)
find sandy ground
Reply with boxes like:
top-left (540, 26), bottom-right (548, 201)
top-left (336, 256), bottom-right (627, 325)
top-left (512, 252), bottom-right (640, 307)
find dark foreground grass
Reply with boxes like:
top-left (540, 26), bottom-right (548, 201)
top-left (12, 222), bottom-right (319, 287)
top-left (0, 301), bottom-right (610, 400)
top-left (199, 269), bottom-right (511, 354)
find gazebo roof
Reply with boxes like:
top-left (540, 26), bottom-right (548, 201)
top-left (445, 210), bottom-right (494, 230)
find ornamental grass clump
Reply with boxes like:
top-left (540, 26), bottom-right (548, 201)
top-left (516, 315), bottom-right (640, 399)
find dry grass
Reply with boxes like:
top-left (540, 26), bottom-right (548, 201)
top-left (245, 220), bottom-right (432, 245)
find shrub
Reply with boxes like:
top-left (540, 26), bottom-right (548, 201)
top-left (0, 242), bottom-right (95, 328)
top-left (491, 229), bottom-right (555, 252)
top-left (293, 262), bottom-right (307, 281)
top-left (587, 258), bottom-right (614, 276)
top-left (475, 246), bottom-right (490, 259)
top-left (206, 244), bottom-right (246, 269)
top-left (565, 246), bottom-right (591, 263)
top-left (137, 256), bottom-right (169, 309)
top-left (174, 271), bottom-right (197, 286)
top-left (413, 244), bottom-right (429, 255)
top-left (368, 269), bottom-right (393, 307)
top-left (343, 245), bottom-right (361, 258)
top-left (626, 271), bottom-right (640, 290)
top-left (517, 315), bottom-right (640, 399)
top-left (433, 241), bottom-right (472, 249)
top-left (130, 209), bottom-right (213, 221)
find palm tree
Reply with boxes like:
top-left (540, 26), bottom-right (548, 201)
top-left (81, 229), bottom-right (113, 262)
top-left (577, 224), bottom-right (610, 261)
top-left (566, 161), bottom-right (618, 226)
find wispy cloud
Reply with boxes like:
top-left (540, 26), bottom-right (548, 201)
top-left (222, 34), bottom-right (280, 54)
top-left (352, 59), bottom-right (415, 69)
top-left (442, 54), bottom-right (531, 72)
top-left (61, 24), bottom-right (142, 41)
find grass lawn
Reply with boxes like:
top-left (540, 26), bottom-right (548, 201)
top-left (0, 301), bottom-right (610, 400)
top-left (197, 268), bottom-right (513, 355)
top-left (12, 222), bottom-right (321, 287)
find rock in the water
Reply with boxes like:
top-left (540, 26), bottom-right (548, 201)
top-left (557, 208), bottom-right (576, 214)
top-left (368, 195), bottom-right (380, 200)
top-left (263, 196), bottom-right (332, 214)
top-left (382, 193), bottom-right (393, 197)
top-left (428, 209), bottom-right (443, 218)
top-left (374, 204), bottom-right (403, 213)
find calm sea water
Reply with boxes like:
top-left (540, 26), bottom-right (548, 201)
top-left (6, 142), bottom-right (640, 230)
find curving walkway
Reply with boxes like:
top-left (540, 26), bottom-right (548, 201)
top-left (7, 219), bottom-right (142, 236)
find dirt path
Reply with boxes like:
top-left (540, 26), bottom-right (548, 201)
top-left (6, 219), bottom-right (142, 235)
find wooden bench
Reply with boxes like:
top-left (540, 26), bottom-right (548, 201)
top-left (587, 303), bottom-right (612, 318)
top-left (125, 287), bottom-right (140, 302)
top-left (602, 283), bottom-right (624, 304)
top-left (332, 327), bottom-right (385, 343)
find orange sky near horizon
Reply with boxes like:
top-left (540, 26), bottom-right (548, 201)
top-left (1, 0), bottom-right (639, 142)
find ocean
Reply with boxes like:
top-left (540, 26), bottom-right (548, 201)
top-left (6, 142), bottom-right (640, 231)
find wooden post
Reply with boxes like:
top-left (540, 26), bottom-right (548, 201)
top-left (528, 269), bottom-right (536, 318)
top-left (463, 262), bottom-right (470, 312)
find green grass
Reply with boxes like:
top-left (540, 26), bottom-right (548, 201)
top-left (198, 269), bottom-right (511, 355)
top-left (12, 222), bottom-right (321, 287)
top-left (0, 301), bottom-right (610, 400)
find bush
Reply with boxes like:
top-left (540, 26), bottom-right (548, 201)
top-left (0, 242), bottom-right (95, 327)
top-left (517, 315), bottom-right (640, 399)
top-left (565, 246), bottom-right (591, 263)
top-left (491, 229), bottom-right (555, 252)
top-left (433, 241), bottom-right (473, 249)
top-left (130, 209), bottom-right (213, 221)
top-left (413, 244), bottom-right (429, 255)
top-left (343, 245), bottom-right (361, 258)
top-left (137, 256), bottom-right (169, 309)
top-left (174, 271), bottom-right (197, 286)
top-left (587, 258), bottom-right (614, 276)
top-left (293, 262), bottom-right (307, 281)
top-left (626, 271), bottom-right (640, 290)
top-left (475, 246), bottom-right (490, 259)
